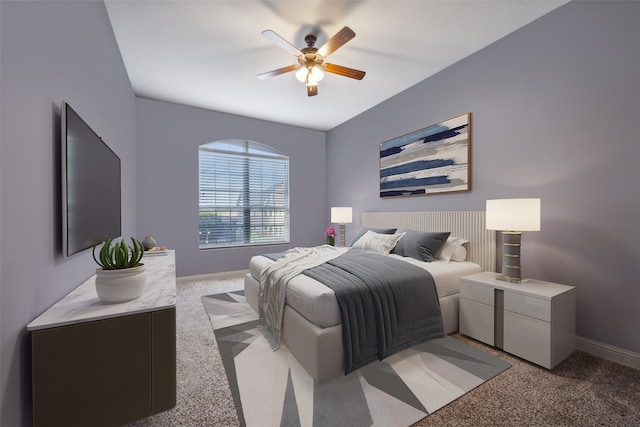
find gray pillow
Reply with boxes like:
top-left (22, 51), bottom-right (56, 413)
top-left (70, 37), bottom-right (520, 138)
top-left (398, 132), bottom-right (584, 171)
top-left (350, 227), bottom-right (397, 246)
top-left (393, 230), bottom-right (451, 262)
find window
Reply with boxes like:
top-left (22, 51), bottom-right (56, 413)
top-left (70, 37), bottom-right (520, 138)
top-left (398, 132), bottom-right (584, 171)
top-left (198, 140), bottom-right (290, 248)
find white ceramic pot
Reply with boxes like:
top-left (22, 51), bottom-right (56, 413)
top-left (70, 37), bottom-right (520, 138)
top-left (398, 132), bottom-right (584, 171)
top-left (95, 264), bottom-right (147, 303)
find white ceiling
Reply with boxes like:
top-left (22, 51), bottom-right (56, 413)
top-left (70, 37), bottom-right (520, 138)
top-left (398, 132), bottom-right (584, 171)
top-left (105, 0), bottom-right (568, 131)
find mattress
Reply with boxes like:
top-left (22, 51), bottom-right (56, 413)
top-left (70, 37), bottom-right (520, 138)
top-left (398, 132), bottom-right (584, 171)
top-left (249, 253), bottom-right (481, 328)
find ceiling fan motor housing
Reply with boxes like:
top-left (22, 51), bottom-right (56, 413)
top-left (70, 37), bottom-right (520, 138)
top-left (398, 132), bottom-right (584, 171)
top-left (299, 47), bottom-right (325, 68)
top-left (304, 34), bottom-right (317, 47)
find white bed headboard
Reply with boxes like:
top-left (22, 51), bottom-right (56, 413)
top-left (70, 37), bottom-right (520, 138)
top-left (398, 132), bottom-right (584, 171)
top-left (362, 211), bottom-right (496, 272)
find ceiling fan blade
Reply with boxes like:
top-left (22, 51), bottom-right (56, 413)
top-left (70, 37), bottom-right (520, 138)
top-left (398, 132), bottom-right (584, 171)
top-left (307, 84), bottom-right (318, 97)
top-left (318, 26), bottom-right (355, 58)
top-left (262, 30), bottom-right (302, 56)
top-left (257, 65), bottom-right (298, 80)
top-left (324, 63), bottom-right (366, 80)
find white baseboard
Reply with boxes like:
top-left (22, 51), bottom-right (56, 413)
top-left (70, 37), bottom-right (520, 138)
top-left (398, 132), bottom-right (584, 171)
top-left (177, 269), bottom-right (248, 284)
top-left (576, 335), bottom-right (640, 370)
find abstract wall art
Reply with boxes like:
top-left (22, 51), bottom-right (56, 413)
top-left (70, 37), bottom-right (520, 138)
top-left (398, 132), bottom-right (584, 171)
top-left (379, 113), bottom-right (471, 198)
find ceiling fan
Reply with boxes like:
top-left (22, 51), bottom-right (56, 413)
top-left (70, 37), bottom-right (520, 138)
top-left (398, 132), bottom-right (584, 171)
top-left (257, 26), bottom-right (366, 97)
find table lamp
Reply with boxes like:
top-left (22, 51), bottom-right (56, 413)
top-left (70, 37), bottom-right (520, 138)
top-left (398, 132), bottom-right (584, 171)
top-left (486, 198), bottom-right (540, 283)
top-left (331, 207), bottom-right (353, 247)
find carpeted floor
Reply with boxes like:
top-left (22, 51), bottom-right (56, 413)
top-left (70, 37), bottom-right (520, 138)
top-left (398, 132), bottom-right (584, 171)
top-left (127, 276), bottom-right (640, 427)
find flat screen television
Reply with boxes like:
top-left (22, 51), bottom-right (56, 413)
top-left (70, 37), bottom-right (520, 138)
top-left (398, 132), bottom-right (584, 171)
top-left (62, 101), bottom-right (121, 257)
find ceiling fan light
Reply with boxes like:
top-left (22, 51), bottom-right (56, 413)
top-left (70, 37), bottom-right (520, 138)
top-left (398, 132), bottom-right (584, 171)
top-left (310, 66), bottom-right (324, 82)
top-left (307, 67), bottom-right (318, 86)
top-left (295, 67), bottom-right (308, 82)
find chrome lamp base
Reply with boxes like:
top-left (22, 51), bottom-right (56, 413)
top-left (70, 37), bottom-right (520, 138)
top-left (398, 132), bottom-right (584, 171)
top-left (338, 223), bottom-right (346, 247)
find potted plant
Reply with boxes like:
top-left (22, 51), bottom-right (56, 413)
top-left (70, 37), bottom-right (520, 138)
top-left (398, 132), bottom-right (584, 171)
top-left (93, 237), bottom-right (147, 303)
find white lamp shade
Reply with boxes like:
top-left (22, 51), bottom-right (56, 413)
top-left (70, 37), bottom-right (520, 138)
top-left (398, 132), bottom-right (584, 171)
top-left (310, 66), bottom-right (324, 82)
top-left (296, 66), bottom-right (324, 84)
top-left (295, 67), bottom-right (307, 82)
top-left (486, 198), bottom-right (541, 231)
top-left (331, 207), bottom-right (353, 224)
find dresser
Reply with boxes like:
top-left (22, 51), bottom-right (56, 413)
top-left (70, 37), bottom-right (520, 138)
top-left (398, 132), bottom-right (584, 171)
top-left (27, 251), bottom-right (177, 427)
top-left (459, 271), bottom-right (575, 369)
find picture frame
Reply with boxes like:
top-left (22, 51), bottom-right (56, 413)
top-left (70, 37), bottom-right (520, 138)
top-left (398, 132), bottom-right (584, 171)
top-left (379, 112), bottom-right (471, 198)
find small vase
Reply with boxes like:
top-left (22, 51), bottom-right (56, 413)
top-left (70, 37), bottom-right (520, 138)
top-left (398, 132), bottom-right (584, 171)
top-left (95, 264), bottom-right (147, 303)
top-left (142, 236), bottom-right (157, 250)
top-left (327, 236), bottom-right (335, 246)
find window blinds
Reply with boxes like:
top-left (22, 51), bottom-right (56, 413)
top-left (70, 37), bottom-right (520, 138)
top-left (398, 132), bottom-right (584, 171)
top-left (198, 142), bottom-right (289, 248)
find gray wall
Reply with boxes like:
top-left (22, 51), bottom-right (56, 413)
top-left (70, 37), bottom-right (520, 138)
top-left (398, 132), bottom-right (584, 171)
top-left (135, 98), bottom-right (327, 277)
top-left (0, 1), bottom-right (137, 426)
top-left (327, 1), bottom-right (640, 354)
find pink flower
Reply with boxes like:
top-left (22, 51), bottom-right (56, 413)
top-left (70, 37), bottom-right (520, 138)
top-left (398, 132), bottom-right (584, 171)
top-left (324, 226), bottom-right (337, 238)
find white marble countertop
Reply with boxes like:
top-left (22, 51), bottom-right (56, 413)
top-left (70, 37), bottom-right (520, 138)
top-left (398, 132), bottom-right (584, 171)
top-left (27, 250), bottom-right (176, 331)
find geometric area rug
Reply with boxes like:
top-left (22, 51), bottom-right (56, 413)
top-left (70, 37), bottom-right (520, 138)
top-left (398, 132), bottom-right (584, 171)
top-left (202, 291), bottom-right (510, 427)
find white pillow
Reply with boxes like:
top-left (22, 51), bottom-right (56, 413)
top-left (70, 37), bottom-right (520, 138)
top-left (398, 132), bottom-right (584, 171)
top-left (352, 230), bottom-right (405, 255)
top-left (450, 245), bottom-right (467, 262)
top-left (437, 237), bottom-right (469, 262)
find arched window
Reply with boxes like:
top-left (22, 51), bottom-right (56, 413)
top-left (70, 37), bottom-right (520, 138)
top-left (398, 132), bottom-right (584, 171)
top-left (198, 140), bottom-right (290, 248)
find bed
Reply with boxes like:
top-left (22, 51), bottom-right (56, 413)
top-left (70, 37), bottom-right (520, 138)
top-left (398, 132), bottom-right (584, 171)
top-left (244, 211), bottom-right (496, 382)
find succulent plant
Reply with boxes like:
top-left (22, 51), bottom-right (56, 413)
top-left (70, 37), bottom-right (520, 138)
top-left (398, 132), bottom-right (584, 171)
top-left (93, 237), bottom-right (144, 270)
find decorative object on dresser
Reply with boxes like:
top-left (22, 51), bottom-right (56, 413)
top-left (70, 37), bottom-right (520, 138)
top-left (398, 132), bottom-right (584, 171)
top-left (486, 198), bottom-right (541, 283)
top-left (459, 271), bottom-right (575, 369)
top-left (93, 237), bottom-right (146, 303)
top-left (379, 113), bottom-right (471, 198)
top-left (28, 251), bottom-right (177, 427)
top-left (330, 206), bottom-right (352, 247)
top-left (142, 235), bottom-right (157, 250)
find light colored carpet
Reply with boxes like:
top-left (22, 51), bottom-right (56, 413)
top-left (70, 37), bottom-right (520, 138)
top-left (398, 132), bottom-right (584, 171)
top-left (128, 275), bottom-right (640, 427)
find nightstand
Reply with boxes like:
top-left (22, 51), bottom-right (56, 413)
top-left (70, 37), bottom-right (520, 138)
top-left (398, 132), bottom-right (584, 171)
top-left (459, 271), bottom-right (575, 369)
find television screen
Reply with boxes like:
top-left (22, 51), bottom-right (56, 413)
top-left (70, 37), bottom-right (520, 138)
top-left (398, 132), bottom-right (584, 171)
top-left (62, 102), bottom-right (121, 257)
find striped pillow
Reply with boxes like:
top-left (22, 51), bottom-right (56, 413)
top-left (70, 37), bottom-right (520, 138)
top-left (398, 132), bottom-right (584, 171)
top-left (352, 230), bottom-right (405, 255)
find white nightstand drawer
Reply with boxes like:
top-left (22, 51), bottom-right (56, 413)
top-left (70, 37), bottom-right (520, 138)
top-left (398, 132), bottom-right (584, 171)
top-left (460, 282), bottom-right (494, 306)
top-left (460, 298), bottom-right (495, 346)
top-left (503, 310), bottom-right (552, 368)
top-left (504, 292), bottom-right (550, 322)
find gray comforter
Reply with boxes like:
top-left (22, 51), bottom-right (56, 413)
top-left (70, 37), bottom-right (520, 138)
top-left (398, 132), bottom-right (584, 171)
top-left (303, 249), bottom-right (444, 375)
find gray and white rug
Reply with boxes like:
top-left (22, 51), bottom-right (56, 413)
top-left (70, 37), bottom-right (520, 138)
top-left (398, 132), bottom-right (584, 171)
top-left (202, 291), bottom-right (510, 427)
